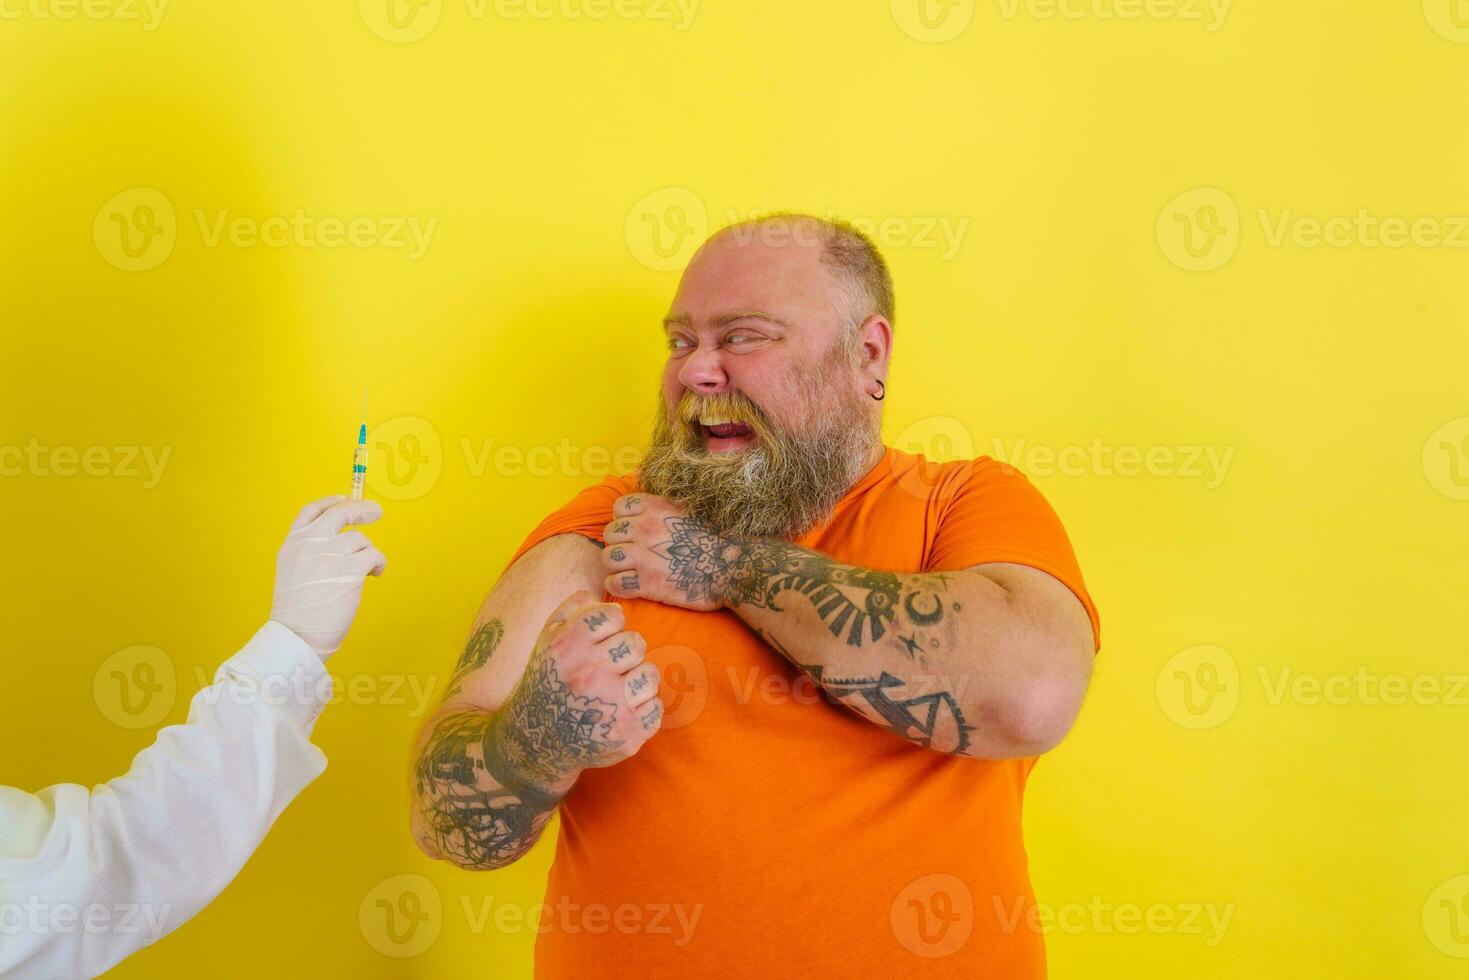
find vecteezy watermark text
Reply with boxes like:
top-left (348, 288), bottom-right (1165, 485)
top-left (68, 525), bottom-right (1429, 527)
top-left (0, 0), bottom-right (167, 30)
top-left (990, 436), bottom-right (1234, 488)
top-left (0, 439), bottom-right (171, 488)
top-left (0, 898), bottom-right (172, 940)
top-left (992, 895), bottom-right (1234, 946)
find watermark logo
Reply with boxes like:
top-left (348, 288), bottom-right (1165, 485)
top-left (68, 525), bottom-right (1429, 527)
top-left (892, 873), bottom-right (974, 958)
top-left (996, 0), bottom-right (1230, 30)
top-left (459, 437), bottom-right (642, 479)
top-left (1156, 644), bottom-right (1238, 729)
top-left (888, 421), bottom-right (1235, 495)
top-left (895, 416), bottom-right (973, 463)
top-left (93, 645), bottom-right (176, 729)
top-left (0, 0), bottom-right (168, 30)
top-left (460, 895), bottom-right (702, 943)
top-left (993, 895), bottom-right (1234, 945)
top-left (725, 664), bottom-right (828, 709)
top-left (1257, 209), bottom-right (1469, 250)
top-left (1423, 0), bottom-right (1469, 42)
top-left (989, 436), bottom-right (1234, 488)
top-left (891, 0), bottom-right (974, 42)
top-left (625, 187), bottom-right (708, 272)
top-left (0, 898), bottom-right (173, 939)
top-left (628, 201), bottom-right (970, 271)
top-left (94, 189), bottom-right (436, 270)
top-left (1157, 187), bottom-right (1240, 272)
top-left (1423, 417), bottom-right (1469, 501)
top-left (1424, 874), bottom-right (1469, 957)
top-left (1163, 191), bottom-right (1469, 271)
top-left (0, 439), bottom-right (172, 488)
top-left (353, 420), bottom-right (644, 495)
top-left (1257, 666), bottom-right (1469, 708)
top-left (367, 416), bottom-right (444, 501)
top-left (191, 664), bottom-right (440, 718)
top-left (93, 188), bottom-right (176, 272)
top-left (359, 874), bottom-right (442, 957)
top-left (653, 645), bottom-right (708, 729)
top-left (360, 0), bottom-right (443, 41)
top-left (892, 414), bottom-right (976, 502)
top-left (360, 0), bottom-right (698, 39)
top-left (192, 209), bottom-right (435, 257)
top-left (1164, 652), bottom-right (1469, 719)
top-left (475, 0), bottom-right (699, 27)
top-left (719, 208), bottom-right (971, 261)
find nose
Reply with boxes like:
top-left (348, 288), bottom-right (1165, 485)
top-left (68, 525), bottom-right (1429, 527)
top-left (677, 342), bottom-right (728, 394)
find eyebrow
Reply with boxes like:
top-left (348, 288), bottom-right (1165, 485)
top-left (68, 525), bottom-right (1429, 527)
top-left (661, 311), bottom-right (794, 331)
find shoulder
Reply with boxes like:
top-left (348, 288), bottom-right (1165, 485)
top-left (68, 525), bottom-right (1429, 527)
top-left (885, 445), bottom-right (1032, 499)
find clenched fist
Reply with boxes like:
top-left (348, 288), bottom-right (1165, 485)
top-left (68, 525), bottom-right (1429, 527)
top-left (601, 493), bottom-right (758, 611)
top-left (496, 591), bottom-right (663, 790)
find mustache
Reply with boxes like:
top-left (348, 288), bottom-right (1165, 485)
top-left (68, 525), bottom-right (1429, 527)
top-left (675, 390), bottom-right (768, 429)
top-left (640, 377), bottom-right (876, 539)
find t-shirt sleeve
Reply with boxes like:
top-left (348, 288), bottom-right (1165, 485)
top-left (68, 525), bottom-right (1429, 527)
top-left (505, 474), bottom-right (633, 572)
top-left (926, 457), bottom-right (1101, 652)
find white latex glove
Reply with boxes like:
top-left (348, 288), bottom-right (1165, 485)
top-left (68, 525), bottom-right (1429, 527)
top-left (269, 494), bottom-right (387, 659)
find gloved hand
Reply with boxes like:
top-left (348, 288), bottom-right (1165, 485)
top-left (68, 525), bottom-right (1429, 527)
top-left (270, 494), bottom-right (387, 659)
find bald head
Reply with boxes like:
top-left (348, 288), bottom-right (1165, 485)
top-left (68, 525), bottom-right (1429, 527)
top-left (694, 213), bottom-right (895, 333)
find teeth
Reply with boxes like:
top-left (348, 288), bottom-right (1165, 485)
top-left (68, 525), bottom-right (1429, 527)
top-left (699, 414), bottom-right (733, 426)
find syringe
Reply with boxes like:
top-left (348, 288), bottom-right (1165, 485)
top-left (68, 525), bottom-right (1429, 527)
top-left (351, 393), bottom-right (368, 501)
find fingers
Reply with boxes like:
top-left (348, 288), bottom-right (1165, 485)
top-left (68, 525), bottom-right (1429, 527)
top-left (602, 630), bottom-right (645, 671)
top-left (605, 570), bottom-right (641, 599)
top-left (624, 662), bottom-right (659, 708)
top-left (350, 546), bottom-right (388, 577)
top-left (603, 516), bottom-right (634, 545)
top-left (547, 590), bottom-right (600, 627)
top-left (572, 601), bottom-right (624, 639)
top-left (291, 494), bottom-right (348, 530)
top-left (603, 543), bottom-right (634, 568)
top-left (601, 545), bottom-right (641, 598)
top-left (317, 498), bottom-right (385, 534)
top-left (612, 494), bottom-right (647, 518)
top-left (336, 530), bottom-right (371, 553)
top-left (637, 697), bottom-right (665, 734)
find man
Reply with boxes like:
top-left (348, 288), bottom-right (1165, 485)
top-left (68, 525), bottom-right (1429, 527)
top-left (1, 495), bottom-right (386, 979)
top-left (410, 214), bottom-right (1100, 977)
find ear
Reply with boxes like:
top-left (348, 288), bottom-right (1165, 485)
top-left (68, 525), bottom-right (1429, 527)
top-left (855, 313), bottom-right (893, 378)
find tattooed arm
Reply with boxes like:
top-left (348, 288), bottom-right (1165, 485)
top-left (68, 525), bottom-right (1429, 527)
top-left (409, 534), bottom-right (663, 870)
top-left (602, 495), bottom-right (1095, 760)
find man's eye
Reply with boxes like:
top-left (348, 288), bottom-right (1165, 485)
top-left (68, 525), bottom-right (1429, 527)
top-left (724, 333), bottom-right (762, 347)
top-left (668, 336), bottom-right (695, 351)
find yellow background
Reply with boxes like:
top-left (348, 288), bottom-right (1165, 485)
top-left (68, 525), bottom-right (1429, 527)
top-left (2, 0), bottom-right (1466, 976)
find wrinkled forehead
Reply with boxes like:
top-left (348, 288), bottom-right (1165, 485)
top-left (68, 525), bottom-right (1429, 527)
top-left (668, 227), bottom-right (851, 331)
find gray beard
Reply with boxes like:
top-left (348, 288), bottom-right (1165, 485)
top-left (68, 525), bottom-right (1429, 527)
top-left (636, 380), bottom-right (879, 540)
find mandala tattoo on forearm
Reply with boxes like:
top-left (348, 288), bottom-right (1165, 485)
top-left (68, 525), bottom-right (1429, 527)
top-left (652, 517), bottom-right (959, 648)
top-left (499, 658), bottom-right (622, 784)
top-left (416, 641), bottom-right (624, 869)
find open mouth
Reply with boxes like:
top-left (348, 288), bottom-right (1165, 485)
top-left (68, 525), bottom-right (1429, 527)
top-left (702, 421), bottom-right (753, 439)
top-left (692, 417), bottom-right (757, 450)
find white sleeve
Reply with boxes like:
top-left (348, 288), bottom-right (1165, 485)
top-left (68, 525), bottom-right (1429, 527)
top-left (0, 621), bottom-right (332, 979)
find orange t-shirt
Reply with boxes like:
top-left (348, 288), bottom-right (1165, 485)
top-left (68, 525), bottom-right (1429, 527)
top-left (507, 446), bottom-right (1101, 979)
